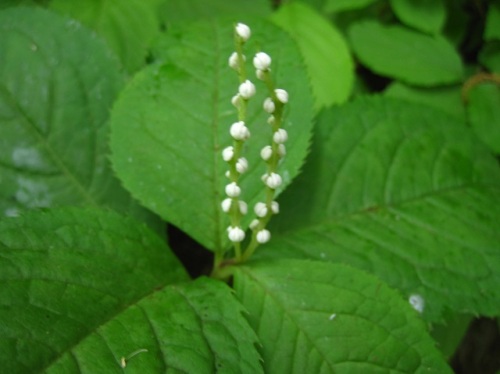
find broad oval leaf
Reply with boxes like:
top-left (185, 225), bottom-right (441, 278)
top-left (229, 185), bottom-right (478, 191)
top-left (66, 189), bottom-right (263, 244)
top-left (323, 0), bottom-right (377, 13)
top-left (348, 21), bottom-right (464, 86)
top-left (0, 207), bottom-right (188, 373)
top-left (49, 0), bottom-right (160, 73)
top-left (271, 1), bottom-right (354, 109)
top-left (233, 259), bottom-right (451, 373)
top-left (0, 7), bottom-right (155, 225)
top-left (47, 278), bottom-right (262, 374)
top-left (389, 0), bottom-right (446, 35)
top-left (259, 96), bottom-right (500, 322)
top-left (110, 20), bottom-right (314, 252)
top-left (485, 3), bottom-right (500, 41)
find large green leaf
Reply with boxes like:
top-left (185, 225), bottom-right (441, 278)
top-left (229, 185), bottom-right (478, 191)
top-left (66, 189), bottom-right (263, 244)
top-left (271, 1), bottom-right (354, 109)
top-left (257, 96), bottom-right (500, 322)
top-left (159, 0), bottom-right (271, 25)
top-left (47, 277), bottom-right (262, 373)
top-left (0, 208), bottom-right (188, 373)
top-left (348, 21), bottom-right (464, 85)
top-left (479, 40), bottom-right (500, 72)
top-left (49, 0), bottom-right (160, 73)
top-left (233, 259), bottom-right (451, 373)
top-left (110, 20), bottom-right (314, 252)
top-left (466, 82), bottom-right (500, 154)
top-left (389, 0), bottom-right (446, 35)
top-left (0, 7), bottom-right (155, 225)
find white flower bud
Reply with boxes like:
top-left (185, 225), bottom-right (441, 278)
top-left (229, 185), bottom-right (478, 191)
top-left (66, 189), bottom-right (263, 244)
top-left (267, 116), bottom-right (275, 125)
top-left (238, 200), bottom-right (248, 215)
top-left (235, 23), bottom-right (251, 42)
top-left (273, 129), bottom-right (288, 144)
top-left (225, 170), bottom-right (231, 179)
top-left (231, 94), bottom-right (241, 108)
top-left (227, 226), bottom-right (245, 242)
top-left (254, 202), bottom-right (268, 218)
top-left (264, 172), bottom-right (282, 189)
top-left (225, 182), bottom-right (241, 198)
top-left (228, 52), bottom-right (238, 70)
top-left (238, 80), bottom-right (256, 99)
top-left (260, 145), bottom-right (272, 161)
top-left (236, 157), bottom-right (248, 174)
top-left (271, 201), bottom-right (279, 214)
top-left (256, 69), bottom-right (266, 81)
top-left (253, 52), bottom-right (271, 70)
top-left (263, 97), bottom-right (275, 113)
top-left (278, 144), bottom-right (286, 157)
top-left (275, 88), bottom-right (289, 104)
top-left (222, 146), bottom-right (234, 161)
top-left (230, 121), bottom-right (250, 140)
top-left (256, 229), bottom-right (271, 244)
top-left (250, 219), bottom-right (260, 230)
top-left (221, 198), bottom-right (232, 212)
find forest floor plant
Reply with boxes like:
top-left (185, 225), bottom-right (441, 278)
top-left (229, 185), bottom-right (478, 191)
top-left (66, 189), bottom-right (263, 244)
top-left (1, 1), bottom-right (499, 373)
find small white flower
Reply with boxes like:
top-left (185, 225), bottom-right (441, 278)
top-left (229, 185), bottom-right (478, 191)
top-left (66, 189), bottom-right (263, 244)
top-left (222, 146), bottom-right (234, 161)
top-left (236, 157), bottom-right (248, 174)
top-left (273, 129), bottom-right (288, 144)
top-left (271, 201), bottom-right (279, 214)
top-left (230, 121), bottom-right (250, 140)
top-left (235, 23), bottom-right (251, 42)
top-left (275, 88), bottom-right (289, 104)
top-left (249, 219), bottom-right (260, 230)
top-left (253, 52), bottom-right (271, 70)
top-left (264, 172), bottom-right (282, 189)
top-left (263, 97), bottom-right (275, 113)
top-left (278, 144), bottom-right (286, 157)
top-left (256, 229), bottom-right (271, 243)
top-left (231, 94), bottom-right (241, 108)
top-left (256, 69), bottom-right (266, 81)
top-left (225, 182), bottom-right (241, 198)
top-left (254, 202), bottom-right (268, 217)
top-left (238, 80), bottom-right (256, 99)
top-left (260, 145), bottom-right (272, 161)
top-left (267, 116), bottom-right (275, 125)
top-left (221, 198), bottom-right (232, 212)
top-left (225, 170), bottom-right (231, 179)
top-left (409, 294), bottom-right (425, 313)
top-left (238, 200), bottom-right (248, 215)
top-left (227, 226), bottom-right (245, 242)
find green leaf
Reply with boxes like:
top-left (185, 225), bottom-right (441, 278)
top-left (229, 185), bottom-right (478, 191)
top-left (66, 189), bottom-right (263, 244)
top-left (479, 40), bottom-right (500, 73)
top-left (389, 0), bottom-right (446, 35)
top-left (485, 2), bottom-right (500, 41)
top-left (258, 96), bottom-right (500, 322)
top-left (323, 0), bottom-right (377, 13)
top-left (0, 7), bottom-right (155, 225)
top-left (0, 207), bottom-right (188, 373)
top-left (233, 259), bottom-right (451, 373)
top-left (384, 81), bottom-right (465, 121)
top-left (466, 82), bottom-right (500, 154)
top-left (159, 0), bottom-right (271, 25)
top-left (110, 20), bottom-right (314, 252)
top-left (271, 1), bottom-right (354, 109)
top-left (47, 277), bottom-right (262, 373)
top-left (49, 0), bottom-right (160, 73)
top-left (348, 21), bottom-right (464, 85)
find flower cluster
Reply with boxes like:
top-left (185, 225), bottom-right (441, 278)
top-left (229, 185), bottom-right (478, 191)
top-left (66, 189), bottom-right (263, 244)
top-left (221, 22), bottom-right (290, 260)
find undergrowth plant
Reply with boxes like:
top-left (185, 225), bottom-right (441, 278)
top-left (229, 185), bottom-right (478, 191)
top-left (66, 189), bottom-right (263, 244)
top-left (0, 1), bottom-right (499, 373)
